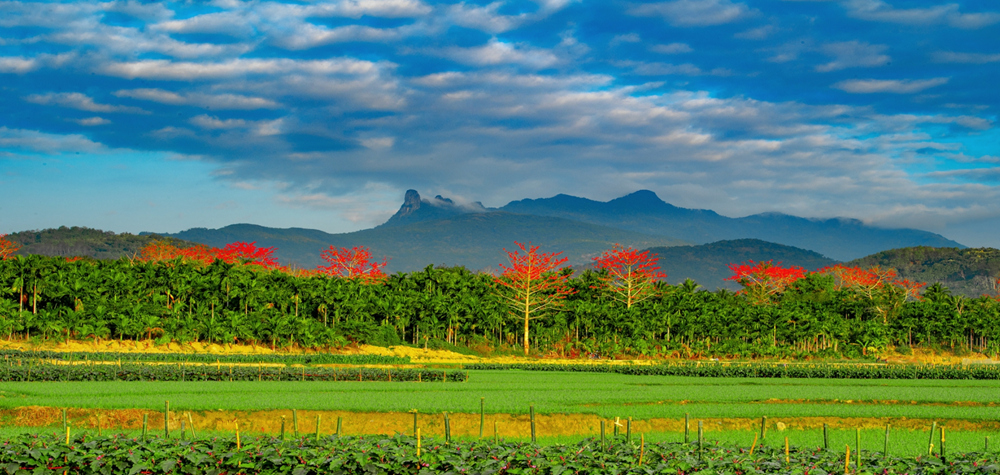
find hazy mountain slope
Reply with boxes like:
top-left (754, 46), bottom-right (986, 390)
top-left (646, 239), bottom-right (838, 290)
top-left (8, 226), bottom-right (195, 260)
top-left (162, 213), bottom-right (688, 272)
top-left (846, 246), bottom-right (1000, 297)
top-left (500, 190), bottom-right (964, 261)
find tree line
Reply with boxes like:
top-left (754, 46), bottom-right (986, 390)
top-left (0, 235), bottom-right (998, 358)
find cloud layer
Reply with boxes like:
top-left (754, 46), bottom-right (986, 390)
top-left (1, 0), bottom-right (998, 247)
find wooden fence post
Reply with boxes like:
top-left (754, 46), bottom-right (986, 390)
top-left (883, 424), bottom-right (890, 459)
top-left (684, 413), bottom-right (690, 443)
top-left (601, 420), bottom-right (606, 451)
top-left (529, 405), bottom-right (536, 444)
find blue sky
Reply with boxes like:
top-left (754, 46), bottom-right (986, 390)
top-left (1, 0), bottom-right (998, 247)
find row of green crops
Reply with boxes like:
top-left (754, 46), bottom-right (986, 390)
top-left (1, 432), bottom-right (994, 475)
top-left (0, 362), bottom-right (464, 382)
top-left (0, 349), bottom-right (410, 366)
top-left (465, 361), bottom-right (1000, 380)
top-left (2, 255), bottom-right (1000, 358)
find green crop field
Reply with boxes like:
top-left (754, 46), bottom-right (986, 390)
top-left (3, 369), bottom-right (1000, 464)
top-left (4, 370), bottom-right (1000, 417)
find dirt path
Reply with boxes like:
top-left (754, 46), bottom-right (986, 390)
top-left (6, 407), bottom-right (998, 437)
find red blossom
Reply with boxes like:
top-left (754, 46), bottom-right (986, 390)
top-left (217, 241), bottom-right (279, 269)
top-left (139, 240), bottom-right (281, 270)
top-left (317, 246), bottom-right (388, 282)
top-left (593, 244), bottom-right (666, 309)
top-left (725, 260), bottom-right (806, 305)
top-left (0, 234), bottom-right (21, 260)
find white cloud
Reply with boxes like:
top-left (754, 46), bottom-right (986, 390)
top-left (649, 43), bottom-right (693, 54)
top-left (114, 89), bottom-right (280, 109)
top-left (361, 137), bottom-right (395, 149)
top-left (25, 92), bottom-right (149, 114)
top-left (0, 127), bottom-right (105, 153)
top-left (446, 2), bottom-right (529, 33)
top-left (734, 25), bottom-right (774, 40)
top-left (153, 11), bottom-right (257, 37)
top-left (618, 60), bottom-right (731, 76)
top-left (189, 115), bottom-right (252, 130)
top-left (305, 0), bottom-right (433, 19)
top-left (189, 115), bottom-right (286, 136)
top-left (833, 78), bottom-right (950, 94)
top-left (100, 58), bottom-right (387, 80)
top-left (442, 39), bottom-right (561, 69)
top-left (629, 0), bottom-right (752, 26)
top-left (932, 51), bottom-right (1000, 64)
top-left (843, 0), bottom-right (1000, 29)
top-left (269, 23), bottom-right (415, 50)
top-left (610, 33), bottom-right (641, 46)
top-left (0, 56), bottom-right (38, 73)
top-left (72, 117), bottom-right (111, 126)
top-left (815, 41), bottom-right (890, 71)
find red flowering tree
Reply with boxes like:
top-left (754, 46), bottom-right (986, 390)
top-left (139, 240), bottom-right (279, 269)
top-left (593, 244), bottom-right (666, 309)
top-left (494, 242), bottom-right (575, 355)
top-left (818, 264), bottom-right (924, 323)
top-left (725, 260), bottom-right (807, 305)
top-left (0, 234), bottom-right (20, 260)
top-left (140, 241), bottom-right (204, 263)
top-left (217, 241), bottom-right (279, 269)
top-left (318, 246), bottom-right (388, 282)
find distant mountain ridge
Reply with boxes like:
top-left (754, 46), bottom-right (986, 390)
top-left (163, 211), bottom-right (687, 272)
top-left (499, 190), bottom-right (963, 261)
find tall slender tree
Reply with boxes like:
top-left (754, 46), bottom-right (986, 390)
top-left (593, 244), bottom-right (667, 309)
top-left (494, 242), bottom-right (575, 355)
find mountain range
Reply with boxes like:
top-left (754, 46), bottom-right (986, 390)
top-left (374, 189), bottom-right (961, 262)
top-left (8, 189), bottom-right (979, 291)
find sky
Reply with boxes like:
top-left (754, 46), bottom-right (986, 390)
top-left (0, 0), bottom-right (998, 247)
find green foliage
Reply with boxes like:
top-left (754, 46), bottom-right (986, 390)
top-left (0, 432), bottom-right (996, 475)
top-left (0, 349), bottom-right (409, 365)
top-left (466, 361), bottom-right (1000, 380)
top-left (0, 360), bottom-right (461, 382)
top-left (1, 254), bottom-right (999, 359)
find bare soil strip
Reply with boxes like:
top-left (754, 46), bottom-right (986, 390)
top-left (5, 407), bottom-right (998, 437)
top-left (584, 399), bottom-right (1000, 408)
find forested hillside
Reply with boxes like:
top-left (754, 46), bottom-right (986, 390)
top-left (847, 247), bottom-right (1000, 297)
top-left (7, 227), bottom-right (196, 260)
top-left (645, 239), bottom-right (838, 290)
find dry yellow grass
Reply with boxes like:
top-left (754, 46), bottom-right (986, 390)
top-left (9, 406), bottom-right (1000, 437)
top-left (0, 338), bottom-right (987, 366)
